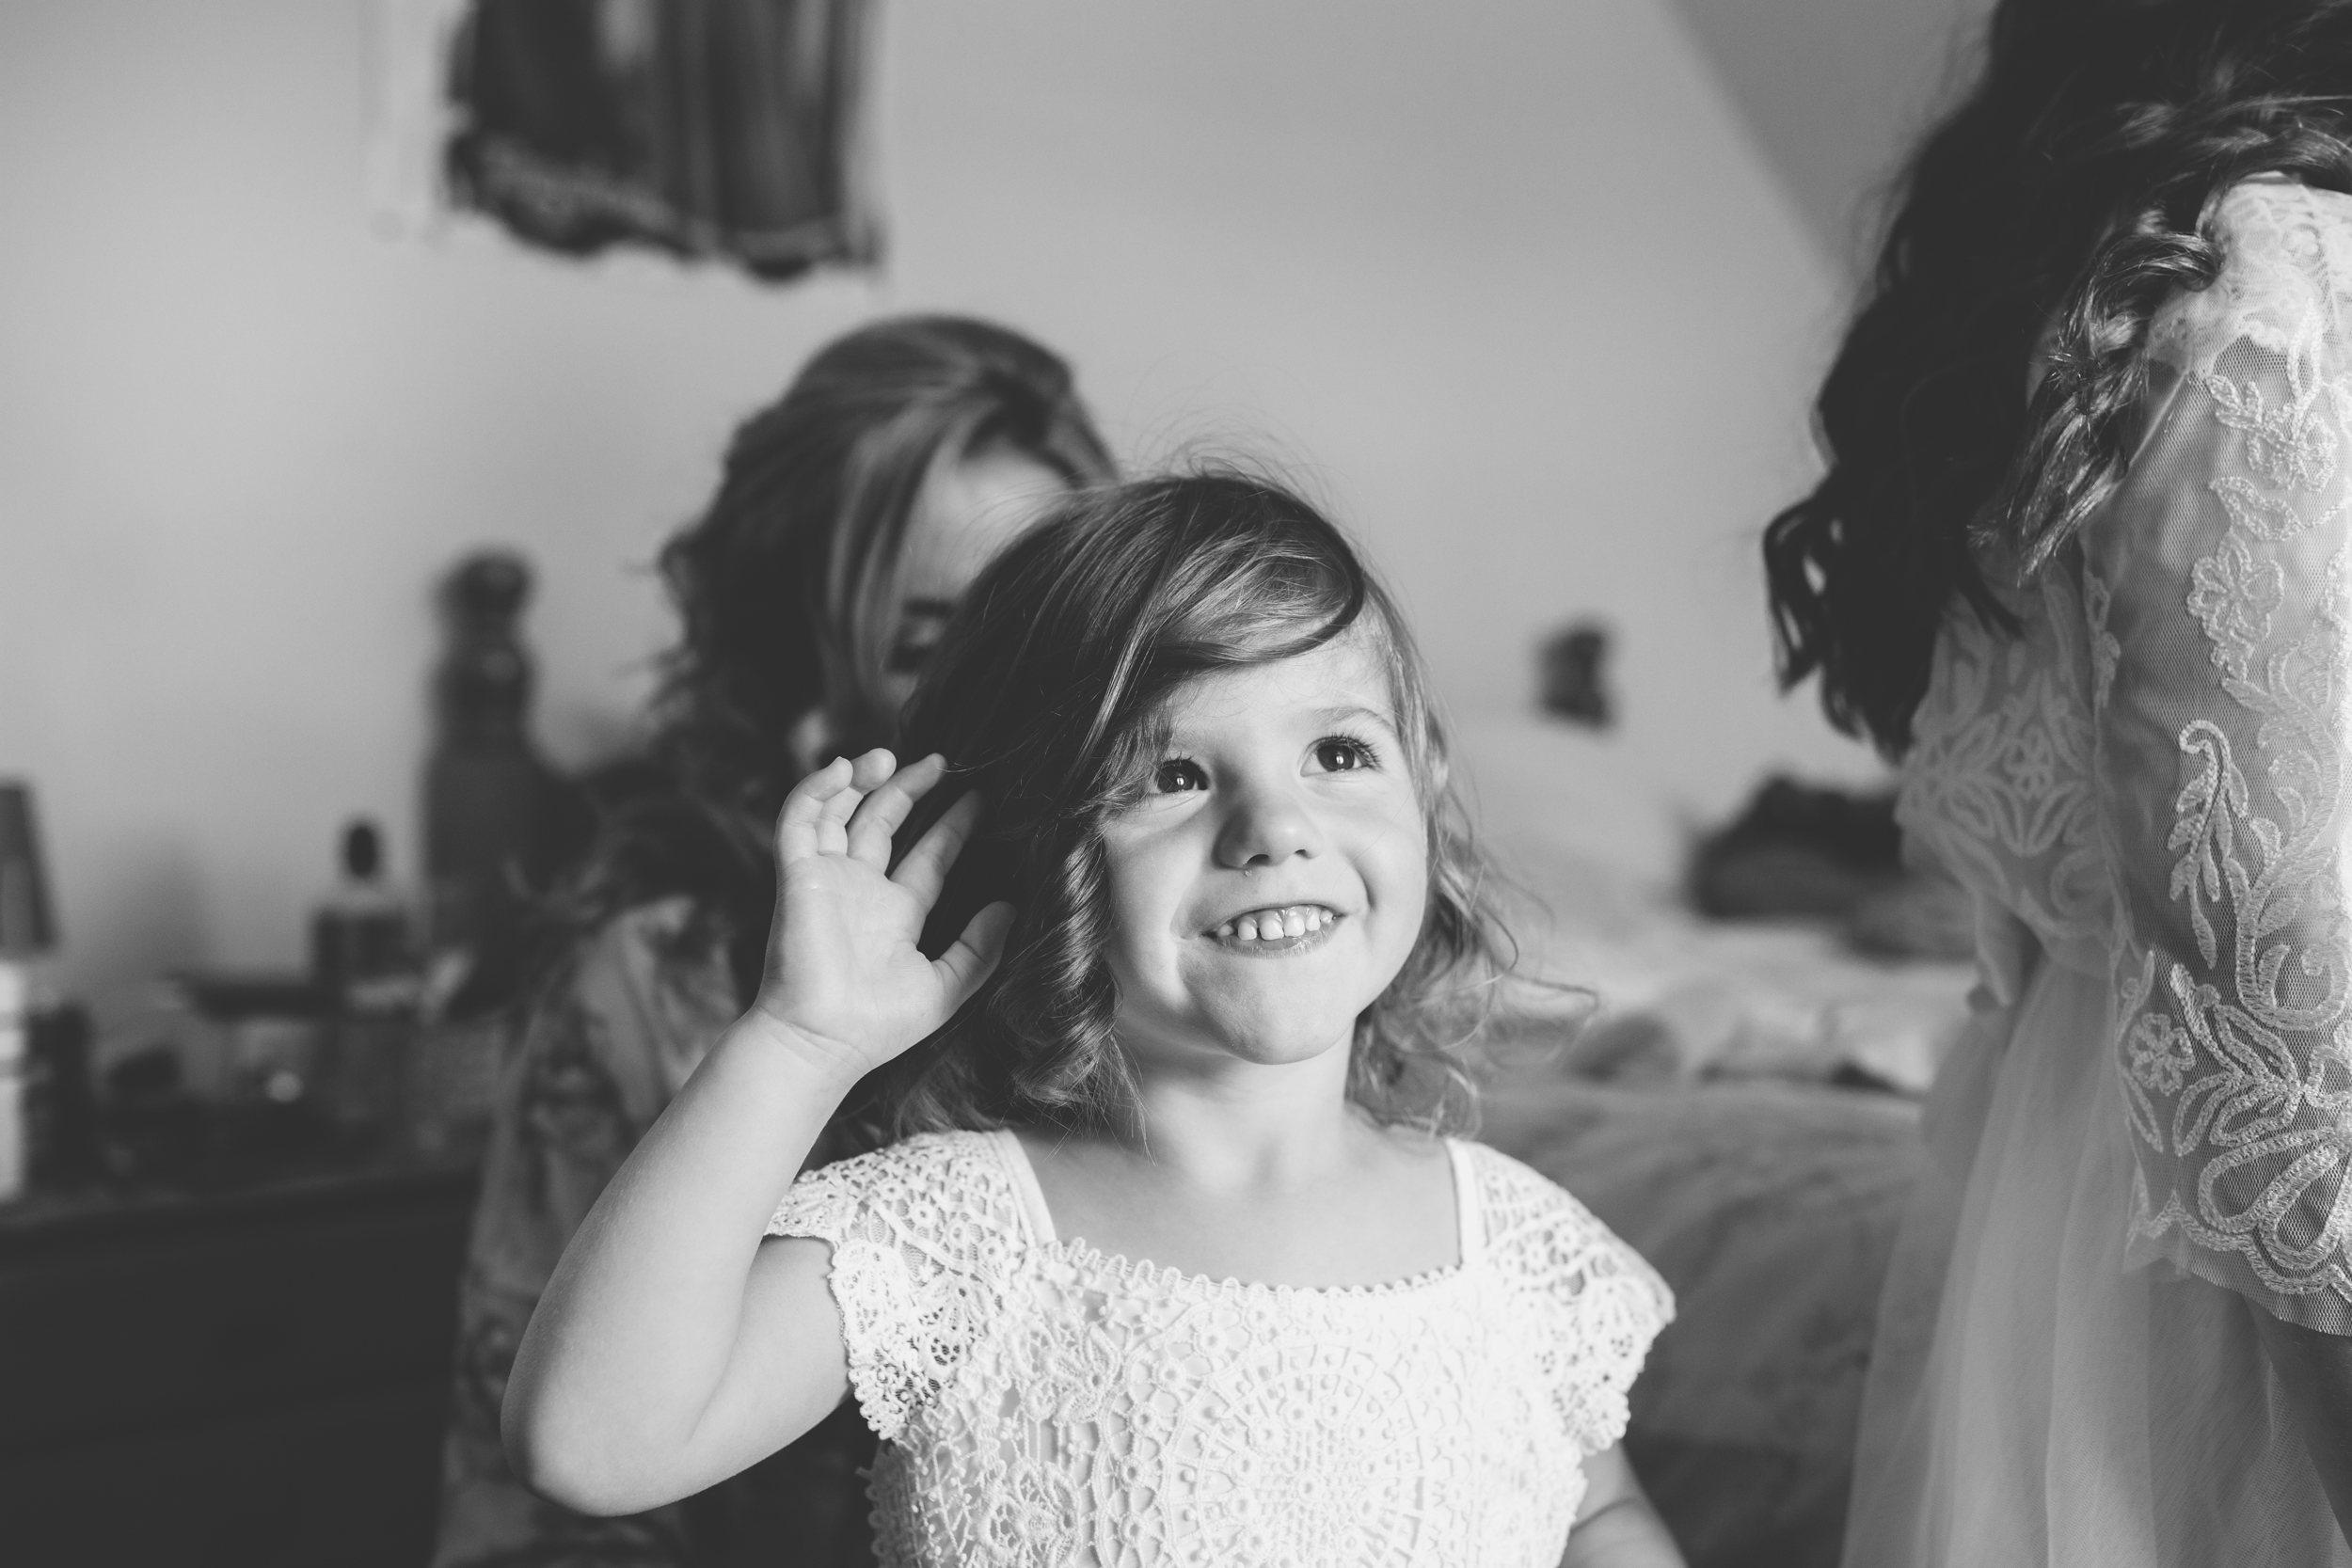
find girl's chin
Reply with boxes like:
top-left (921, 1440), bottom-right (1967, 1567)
top-left (1132, 1022), bottom-right (1359, 1073)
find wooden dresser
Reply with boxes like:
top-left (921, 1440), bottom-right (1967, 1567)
top-left (0, 1160), bottom-right (479, 1568)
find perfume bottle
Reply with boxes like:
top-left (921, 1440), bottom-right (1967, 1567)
top-left (310, 818), bottom-right (420, 1142)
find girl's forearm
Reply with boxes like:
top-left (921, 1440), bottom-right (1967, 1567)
top-left (1552, 1495), bottom-right (1684, 1568)
top-left (1560, 1496), bottom-right (1686, 1568)
top-left (1562, 1446), bottom-right (1687, 1568)
top-left (501, 1017), bottom-right (858, 1504)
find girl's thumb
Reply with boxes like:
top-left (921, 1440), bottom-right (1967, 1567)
top-left (932, 901), bottom-right (1018, 1011)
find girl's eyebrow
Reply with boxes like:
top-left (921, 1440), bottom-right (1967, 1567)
top-left (1313, 702), bottom-right (1398, 731)
top-left (899, 596), bottom-right (957, 622)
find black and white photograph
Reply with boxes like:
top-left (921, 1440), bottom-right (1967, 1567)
top-left (4, 3), bottom-right (2349, 1565)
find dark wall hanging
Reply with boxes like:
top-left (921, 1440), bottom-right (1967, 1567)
top-left (442, 0), bottom-right (880, 280)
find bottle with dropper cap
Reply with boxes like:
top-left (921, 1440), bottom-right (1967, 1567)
top-left (310, 818), bottom-right (420, 1143)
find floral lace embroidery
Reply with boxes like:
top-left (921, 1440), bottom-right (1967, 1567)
top-left (766, 1132), bottom-right (1672, 1568)
top-left (1904, 181), bottom-right (2352, 1326)
top-left (1897, 567), bottom-right (2112, 964)
top-left (2204, 365), bottom-right (2344, 495)
top-left (2106, 182), bottom-right (2352, 1320)
top-left (2121, 512), bottom-right (2352, 1310)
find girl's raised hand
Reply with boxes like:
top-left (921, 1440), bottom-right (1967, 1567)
top-left (749, 749), bottom-right (1016, 1084)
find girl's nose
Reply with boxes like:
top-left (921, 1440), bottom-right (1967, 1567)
top-left (1214, 781), bottom-right (1322, 869)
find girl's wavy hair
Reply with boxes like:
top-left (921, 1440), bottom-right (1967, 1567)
top-left (1763, 0), bottom-right (2352, 756)
top-left (851, 470), bottom-right (1518, 1144)
top-left (559, 314), bottom-right (1114, 994)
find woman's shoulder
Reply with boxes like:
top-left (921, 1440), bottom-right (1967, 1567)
top-left (546, 896), bottom-right (741, 1099)
top-left (2213, 177), bottom-right (2352, 252)
top-left (1460, 1141), bottom-right (1673, 1311)
top-left (2151, 178), bottom-right (2352, 374)
top-left (573, 894), bottom-right (725, 974)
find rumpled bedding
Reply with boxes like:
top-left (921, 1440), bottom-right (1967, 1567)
top-left (1474, 826), bottom-right (1955, 1568)
top-left (1487, 831), bottom-right (1972, 1094)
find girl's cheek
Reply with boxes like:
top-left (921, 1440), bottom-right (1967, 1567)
top-left (1379, 802), bottom-right (1430, 901)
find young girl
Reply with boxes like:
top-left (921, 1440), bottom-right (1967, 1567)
top-left (502, 472), bottom-right (1681, 1566)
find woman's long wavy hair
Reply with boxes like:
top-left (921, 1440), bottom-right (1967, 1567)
top-left (852, 471), bottom-right (1518, 1144)
top-left (1763, 0), bottom-right (2352, 756)
top-left (561, 315), bottom-right (1114, 994)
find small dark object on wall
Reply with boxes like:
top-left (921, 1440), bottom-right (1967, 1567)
top-left (1540, 620), bottom-right (1614, 728)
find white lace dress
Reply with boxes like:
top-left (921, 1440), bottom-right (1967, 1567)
top-left (764, 1128), bottom-right (1672, 1568)
top-left (1846, 179), bottom-right (2352, 1566)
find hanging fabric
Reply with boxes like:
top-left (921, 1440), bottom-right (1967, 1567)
top-left (426, 0), bottom-right (879, 280)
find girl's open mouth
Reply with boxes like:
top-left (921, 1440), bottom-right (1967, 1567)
top-left (1203, 903), bottom-right (1342, 956)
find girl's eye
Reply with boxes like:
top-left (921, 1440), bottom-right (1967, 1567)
top-left (1313, 736), bottom-right (1378, 773)
top-left (1153, 758), bottom-right (1209, 794)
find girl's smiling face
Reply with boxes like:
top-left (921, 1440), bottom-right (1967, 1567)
top-left (1098, 626), bottom-right (1431, 1074)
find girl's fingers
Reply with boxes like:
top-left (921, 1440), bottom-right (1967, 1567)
top-left (890, 787), bottom-right (985, 910)
top-left (813, 749), bottom-right (895, 855)
top-left (845, 754), bottom-right (947, 870)
top-left (931, 901), bottom-right (1017, 1015)
top-left (775, 755), bottom-right (855, 865)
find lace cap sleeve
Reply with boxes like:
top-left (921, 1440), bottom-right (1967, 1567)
top-left (1472, 1145), bottom-right (1675, 1454)
top-left (765, 1131), bottom-right (1023, 1441)
top-left (2083, 180), bottom-right (2352, 1332)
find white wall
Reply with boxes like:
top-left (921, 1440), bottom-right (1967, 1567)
top-left (0, 0), bottom-right (1920, 998)
top-left (1666, 0), bottom-right (1992, 272)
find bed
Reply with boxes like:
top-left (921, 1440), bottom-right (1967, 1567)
top-left (1451, 717), bottom-right (1969, 1568)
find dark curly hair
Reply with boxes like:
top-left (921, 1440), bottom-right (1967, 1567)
top-left (558, 315), bottom-right (1114, 995)
top-left (850, 470), bottom-right (1518, 1144)
top-left (1763, 0), bottom-right (2352, 755)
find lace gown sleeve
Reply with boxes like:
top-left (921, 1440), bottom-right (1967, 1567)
top-left (2081, 182), bottom-right (2352, 1334)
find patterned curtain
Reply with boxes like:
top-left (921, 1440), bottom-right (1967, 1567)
top-left (442, 0), bottom-right (878, 280)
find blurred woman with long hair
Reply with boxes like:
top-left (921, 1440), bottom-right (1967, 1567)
top-left (1766, 3), bottom-right (2352, 1560)
top-left (433, 315), bottom-right (1115, 1568)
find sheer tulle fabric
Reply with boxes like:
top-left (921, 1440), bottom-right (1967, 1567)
top-left (1846, 950), bottom-right (2345, 1565)
top-left (1851, 180), bottom-right (2352, 1566)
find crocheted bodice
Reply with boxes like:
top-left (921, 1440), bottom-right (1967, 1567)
top-left (1897, 180), bottom-right (2352, 1332)
top-left (766, 1130), bottom-right (1672, 1567)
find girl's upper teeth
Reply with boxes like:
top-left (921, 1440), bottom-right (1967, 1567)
top-left (1215, 905), bottom-right (1334, 941)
